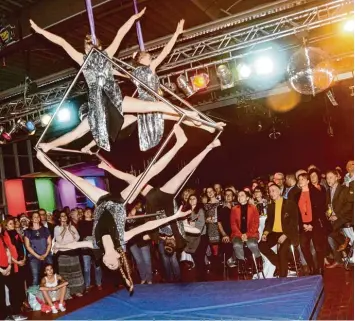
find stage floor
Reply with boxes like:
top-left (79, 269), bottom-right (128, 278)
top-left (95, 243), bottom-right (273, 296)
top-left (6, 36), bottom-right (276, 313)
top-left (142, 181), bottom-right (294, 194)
top-left (59, 275), bottom-right (324, 320)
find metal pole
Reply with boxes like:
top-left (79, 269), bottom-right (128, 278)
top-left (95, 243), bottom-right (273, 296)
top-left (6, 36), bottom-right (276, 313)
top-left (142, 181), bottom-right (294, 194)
top-left (123, 115), bottom-right (186, 206)
top-left (50, 147), bottom-right (89, 155)
top-left (116, 58), bottom-right (216, 124)
top-left (35, 49), bottom-right (94, 148)
top-left (35, 148), bottom-right (96, 204)
top-left (98, 51), bottom-right (221, 131)
top-left (290, 245), bottom-right (299, 277)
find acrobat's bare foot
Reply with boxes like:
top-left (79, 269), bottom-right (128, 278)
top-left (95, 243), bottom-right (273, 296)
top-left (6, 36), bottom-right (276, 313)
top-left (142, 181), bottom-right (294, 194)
top-left (38, 143), bottom-right (52, 153)
top-left (208, 139), bottom-right (221, 149)
top-left (174, 124), bottom-right (188, 147)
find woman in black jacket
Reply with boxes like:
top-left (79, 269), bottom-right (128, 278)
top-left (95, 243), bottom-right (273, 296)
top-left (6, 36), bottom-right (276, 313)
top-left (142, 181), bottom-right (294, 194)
top-left (297, 173), bottom-right (328, 275)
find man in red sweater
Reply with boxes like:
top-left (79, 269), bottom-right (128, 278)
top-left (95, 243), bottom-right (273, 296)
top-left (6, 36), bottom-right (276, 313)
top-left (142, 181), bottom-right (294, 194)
top-left (230, 191), bottom-right (261, 274)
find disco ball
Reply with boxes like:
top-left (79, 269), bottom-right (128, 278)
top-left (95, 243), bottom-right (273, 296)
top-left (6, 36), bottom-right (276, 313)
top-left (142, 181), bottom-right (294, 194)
top-left (287, 47), bottom-right (335, 96)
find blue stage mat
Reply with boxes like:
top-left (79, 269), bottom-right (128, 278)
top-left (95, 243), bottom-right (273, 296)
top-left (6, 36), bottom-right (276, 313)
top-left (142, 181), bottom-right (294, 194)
top-left (59, 276), bottom-right (324, 320)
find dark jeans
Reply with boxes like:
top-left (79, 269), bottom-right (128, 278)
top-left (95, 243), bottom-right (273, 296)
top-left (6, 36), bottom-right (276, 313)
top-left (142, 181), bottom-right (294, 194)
top-left (158, 240), bottom-right (180, 282)
top-left (300, 227), bottom-right (326, 269)
top-left (82, 254), bottom-right (102, 288)
top-left (29, 255), bottom-right (53, 285)
top-left (129, 244), bottom-right (152, 283)
top-left (259, 232), bottom-right (291, 277)
top-left (191, 235), bottom-right (209, 281)
top-left (0, 272), bottom-right (23, 319)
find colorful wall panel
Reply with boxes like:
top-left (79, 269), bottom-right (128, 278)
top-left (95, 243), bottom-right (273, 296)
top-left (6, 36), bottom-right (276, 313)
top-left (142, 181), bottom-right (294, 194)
top-left (35, 178), bottom-right (56, 212)
top-left (5, 179), bottom-right (26, 216)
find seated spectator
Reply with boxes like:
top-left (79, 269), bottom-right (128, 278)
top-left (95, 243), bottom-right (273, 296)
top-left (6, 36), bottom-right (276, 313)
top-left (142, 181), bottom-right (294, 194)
top-left (38, 264), bottom-right (69, 314)
top-left (253, 187), bottom-right (268, 216)
top-left (259, 184), bottom-right (299, 277)
top-left (231, 191), bottom-right (261, 273)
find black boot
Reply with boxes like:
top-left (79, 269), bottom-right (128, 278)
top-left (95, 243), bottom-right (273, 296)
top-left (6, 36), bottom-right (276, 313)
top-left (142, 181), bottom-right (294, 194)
top-left (237, 259), bottom-right (246, 276)
top-left (256, 256), bottom-right (263, 272)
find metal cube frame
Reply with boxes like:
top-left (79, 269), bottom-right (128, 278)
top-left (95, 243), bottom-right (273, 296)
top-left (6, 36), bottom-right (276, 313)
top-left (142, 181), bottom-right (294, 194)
top-left (35, 48), bottom-right (223, 206)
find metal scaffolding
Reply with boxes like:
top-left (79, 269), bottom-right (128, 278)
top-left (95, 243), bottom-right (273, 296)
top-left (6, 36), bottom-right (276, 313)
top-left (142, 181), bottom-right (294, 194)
top-left (0, 0), bottom-right (353, 123)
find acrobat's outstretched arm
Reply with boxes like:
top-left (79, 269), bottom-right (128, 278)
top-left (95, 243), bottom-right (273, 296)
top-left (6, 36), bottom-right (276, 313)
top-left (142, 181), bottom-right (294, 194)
top-left (30, 19), bottom-right (83, 65)
top-left (150, 19), bottom-right (184, 73)
top-left (106, 8), bottom-right (146, 58)
top-left (124, 206), bottom-right (191, 242)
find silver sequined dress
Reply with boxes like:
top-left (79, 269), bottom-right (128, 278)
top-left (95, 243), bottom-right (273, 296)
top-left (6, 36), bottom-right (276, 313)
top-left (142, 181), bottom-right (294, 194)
top-left (132, 66), bottom-right (164, 151)
top-left (93, 195), bottom-right (127, 250)
top-left (82, 50), bottom-right (124, 152)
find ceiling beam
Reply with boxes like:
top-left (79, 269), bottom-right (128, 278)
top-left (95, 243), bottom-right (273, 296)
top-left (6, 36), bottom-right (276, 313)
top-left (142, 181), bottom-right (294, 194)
top-left (0, 0), bottom-right (147, 58)
top-left (189, 0), bottom-right (220, 20)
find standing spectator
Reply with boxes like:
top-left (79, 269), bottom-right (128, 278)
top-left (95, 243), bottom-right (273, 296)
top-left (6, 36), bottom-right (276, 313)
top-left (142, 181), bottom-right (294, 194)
top-left (126, 206), bottom-right (153, 285)
top-left (185, 194), bottom-right (208, 282)
top-left (259, 184), bottom-right (299, 277)
top-left (253, 187), bottom-right (268, 216)
top-left (217, 189), bottom-right (234, 263)
top-left (285, 174), bottom-right (300, 202)
top-left (3, 218), bottom-right (27, 310)
top-left (24, 212), bottom-right (52, 285)
top-left (204, 186), bottom-right (220, 261)
top-left (54, 212), bottom-right (85, 297)
top-left (231, 191), bottom-right (261, 274)
top-left (297, 174), bottom-right (328, 275)
top-left (0, 224), bottom-right (27, 321)
top-left (326, 170), bottom-right (353, 268)
top-left (77, 208), bottom-right (103, 291)
top-left (214, 183), bottom-right (223, 201)
top-left (39, 209), bottom-right (55, 238)
top-left (344, 160), bottom-right (354, 187)
top-left (69, 209), bottom-right (79, 228)
top-left (273, 172), bottom-right (286, 195)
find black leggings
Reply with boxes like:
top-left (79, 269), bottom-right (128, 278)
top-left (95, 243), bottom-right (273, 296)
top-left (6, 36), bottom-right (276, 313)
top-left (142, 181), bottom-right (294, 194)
top-left (191, 235), bottom-right (209, 281)
top-left (300, 227), bottom-right (326, 269)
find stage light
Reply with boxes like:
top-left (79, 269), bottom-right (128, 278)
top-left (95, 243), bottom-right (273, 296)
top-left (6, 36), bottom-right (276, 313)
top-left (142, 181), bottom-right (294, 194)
top-left (17, 119), bottom-right (36, 135)
top-left (2, 122), bottom-right (18, 141)
top-left (57, 108), bottom-right (71, 122)
top-left (237, 63), bottom-right (252, 79)
top-left (41, 114), bottom-right (51, 126)
top-left (190, 73), bottom-right (209, 91)
top-left (343, 19), bottom-right (354, 32)
top-left (216, 65), bottom-right (234, 89)
top-left (255, 57), bottom-right (274, 75)
top-left (177, 74), bottom-right (195, 97)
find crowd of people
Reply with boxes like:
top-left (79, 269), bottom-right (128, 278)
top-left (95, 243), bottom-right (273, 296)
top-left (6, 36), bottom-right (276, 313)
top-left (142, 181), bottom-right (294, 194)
top-left (0, 159), bottom-right (353, 320)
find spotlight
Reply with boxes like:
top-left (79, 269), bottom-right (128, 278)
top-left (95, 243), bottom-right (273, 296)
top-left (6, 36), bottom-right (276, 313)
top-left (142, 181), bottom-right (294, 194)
top-left (177, 74), bottom-right (195, 97)
top-left (2, 122), bottom-right (18, 141)
top-left (343, 19), bottom-right (354, 32)
top-left (17, 119), bottom-right (36, 135)
top-left (57, 108), bottom-right (71, 122)
top-left (216, 65), bottom-right (234, 89)
top-left (190, 73), bottom-right (210, 91)
top-left (237, 63), bottom-right (252, 80)
top-left (269, 127), bottom-right (281, 140)
top-left (255, 57), bottom-right (274, 75)
top-left (41, 114), bottom-right (51, 127)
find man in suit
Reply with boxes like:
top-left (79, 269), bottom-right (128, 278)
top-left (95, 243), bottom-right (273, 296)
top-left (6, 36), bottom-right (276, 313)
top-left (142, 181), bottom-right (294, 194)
top-left (285, 173), bottom-right (301, 202)
top-left (326, 170), bottom-right (353, 268)
top-left (259, 184), bottom-right (299, 277)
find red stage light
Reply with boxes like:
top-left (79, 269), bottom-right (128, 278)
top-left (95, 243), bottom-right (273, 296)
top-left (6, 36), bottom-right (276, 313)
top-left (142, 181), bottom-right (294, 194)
top-left (190, 73), bottom-right (210, 91)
